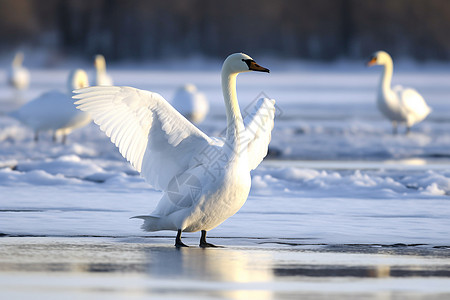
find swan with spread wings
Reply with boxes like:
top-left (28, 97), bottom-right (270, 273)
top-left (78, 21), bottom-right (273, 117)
top-left (74, 53), bottom-right (275, 247)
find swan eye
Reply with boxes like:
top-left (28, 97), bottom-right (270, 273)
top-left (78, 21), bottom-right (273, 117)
top-left (242, 59), bottom-right (253, 69)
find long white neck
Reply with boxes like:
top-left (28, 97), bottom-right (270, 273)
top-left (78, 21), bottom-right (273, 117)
top-left (379, 58), bottom-right (393, 97)
top-left (222, 69), bottom-right (244, 145)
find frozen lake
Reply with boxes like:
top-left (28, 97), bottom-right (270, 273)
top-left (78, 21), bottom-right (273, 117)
top-left (1, 237), bottom-right (449, 299)
top-left (1, 62), bottom-right (450, 298)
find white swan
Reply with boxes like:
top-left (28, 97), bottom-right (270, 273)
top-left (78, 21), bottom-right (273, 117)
top-left (74, 53), bottom-right (275, 247)
top-left (10, 69), bottom-right (91, 143)
top-left (93, 54), bottom-right (113, 86)
top-left (367, 50), bottom-right (431, 134)
top-left (171, 84), bottom-right (209, 123)
top-left (8, 52), bottom-right (30, 90)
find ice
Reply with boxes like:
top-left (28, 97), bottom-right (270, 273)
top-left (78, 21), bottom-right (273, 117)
top-left (1, 64), bottom-right (450, 245)
top-left (1, 61), bottom-right (450, 299)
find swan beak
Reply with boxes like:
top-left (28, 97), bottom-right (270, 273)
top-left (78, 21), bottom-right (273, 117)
top-left (250, 61), bottom-right (270, 73)
top-left (243, 59), bottom-right (270, 73)
top-left (367, 57), bottom-right (377, 67)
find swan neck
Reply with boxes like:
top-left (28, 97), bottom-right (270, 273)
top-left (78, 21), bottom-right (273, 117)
top-left (68, 71), bottom-right (89, 93)
top-left (379, 60), bottom-right (393, 94)
top-left (222, 71), bottom-right (244, 143)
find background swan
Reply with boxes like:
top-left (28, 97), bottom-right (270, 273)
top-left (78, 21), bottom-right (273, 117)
top-left (171, 84), bottom-right (209, 123)
top-left (93, 54), bottom-right (113, 86)
top-left (74, 53), bottom-right (275, 247)
top-left (8, 52), bottom-right (30, 90)
top-left (10, 69), bottom-right (91, 143)
top-left (367, 50), bottom-right (431, 134)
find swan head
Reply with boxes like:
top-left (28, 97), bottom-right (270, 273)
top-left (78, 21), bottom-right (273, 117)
top-left (222, 53), bottom-right (270, 75)
top-left (94, 54), bottom-right (107, 70)
top-left (68, 69), bottom-right (89, 92)
top-left (367, 50), bottom-right (392, 67)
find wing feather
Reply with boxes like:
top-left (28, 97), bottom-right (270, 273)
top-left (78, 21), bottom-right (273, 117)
top-left (243, 98), bottom-right (276, 170)
top-left (74, 86), bottom-right (212, 190)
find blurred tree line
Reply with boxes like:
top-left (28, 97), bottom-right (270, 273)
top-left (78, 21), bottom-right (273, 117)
top-left (0, 0), bottom-right (449, 61)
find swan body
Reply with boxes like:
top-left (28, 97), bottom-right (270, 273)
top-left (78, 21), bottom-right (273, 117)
top-left (8, 52), bottom-right (30, 90)
top-left (93, 54), bottom-right (113, 86)
top-left (171, 84), bottom-right (209, 123)
top-left (10, 69), bottom-right (91, 143)
top-left (367, 50), bottom-right (431, 134)
top-left (74, 53), bottom-right (275, 247)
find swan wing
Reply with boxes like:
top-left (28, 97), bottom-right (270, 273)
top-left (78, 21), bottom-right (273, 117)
top-left (243, 98), bottom-right (276, 170)
top-left (74, 86), bottom-right (213, 190)
top-left (399, 87), bottom-right (431, 119)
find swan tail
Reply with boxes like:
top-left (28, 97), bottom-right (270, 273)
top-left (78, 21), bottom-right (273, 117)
top-left (131, 215), bottom-right (161, 232)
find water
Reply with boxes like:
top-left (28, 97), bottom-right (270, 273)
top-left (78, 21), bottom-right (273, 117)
top-left (1, 65), bottom-right (450, 299)
top-left (1, 237), bottom-right (449, 300)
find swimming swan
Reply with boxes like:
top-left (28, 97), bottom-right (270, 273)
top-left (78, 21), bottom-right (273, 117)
top-left (10, 69), bottom-right (91, 143)
top-left (8, 52), bottom-right (30, 90)
top-left (171, 84), bottom-right (209, 123)
top-left (367, 50), bottom-right (431, 134)
top-left (74, 53), bottom-right (275, 247)
top-left (94, 54), bottom-right (113, 86)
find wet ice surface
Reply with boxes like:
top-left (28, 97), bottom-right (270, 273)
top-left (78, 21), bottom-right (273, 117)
top-left (1, 63), bottom-right (450, 298)
top-left (1, 237), bottom-right (450, 300)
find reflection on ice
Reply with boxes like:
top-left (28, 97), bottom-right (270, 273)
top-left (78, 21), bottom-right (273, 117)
top-left (180, 248), bottom-right (272, 282)
top-left (0, 238), bottom-right (450, 299)
top-left (144, 247), bottom-right (274, 300)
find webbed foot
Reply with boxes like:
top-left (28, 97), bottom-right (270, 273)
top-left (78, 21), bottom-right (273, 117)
top-left (175, 229), bottom-right (189, 248)
top-left (199, 230), bottom-right (222, 248)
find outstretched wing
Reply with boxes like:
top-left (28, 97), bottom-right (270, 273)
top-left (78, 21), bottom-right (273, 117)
top-left (74, 86), bottom-right (213, 191)
top-left (243, 98), bottom-right (276, 170)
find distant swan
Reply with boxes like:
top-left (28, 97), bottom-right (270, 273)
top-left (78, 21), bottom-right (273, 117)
top-left (10, 69), bottom-right (91, 143)
top-left (74, 53), bottom-right (275, 247)
top-left (93, 54), bottom-right (113, 86)
top-left (171, 84), bottom-right (209, 123)
top-left (367, 50), bottom-right (431, 134)
top-left (8, 52), bottom-right (30, 90)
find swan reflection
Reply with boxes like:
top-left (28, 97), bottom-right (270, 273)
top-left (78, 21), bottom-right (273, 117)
top-left (144, 246), bottom-right (274, 300)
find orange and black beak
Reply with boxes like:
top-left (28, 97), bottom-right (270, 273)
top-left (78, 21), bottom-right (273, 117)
top-left (243, 59), bottom-right (270, 73)
top-left (367, 56), bottom-right (377, 67)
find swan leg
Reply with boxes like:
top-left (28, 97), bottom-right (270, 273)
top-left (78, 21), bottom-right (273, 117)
top-left (34, 131), bottom-right (39, 142)
top-left (52, 131), bottom-right (58, 143)
top-left (175, 229), bottom-right (189, 248)
top-left (392, 121), bottom-right (398, 135)
top-left (199, 230), bottom-right (219, 248)
top-left (62, 134), bottom-right (67, 145)
top-left (406, 126), bottom-right (411, 135)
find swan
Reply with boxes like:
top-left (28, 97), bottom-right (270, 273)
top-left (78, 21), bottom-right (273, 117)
top-left (93, 54), bottom-right (113, 86)
top-left (171, 84), bottom-right (209, 123)
top-left (74, 53), bottom-right (275, 247)
top-left (10, 69), bottom-right (91, 143)
top-left (8, 52), bottom-right (30, 90)
top-left (367, 50), bottom-right (431, 134)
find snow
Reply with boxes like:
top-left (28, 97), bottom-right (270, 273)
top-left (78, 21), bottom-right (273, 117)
top-left (0, 63), bottom-right (450, 247)
top-left (1, 62), bottom-right (450, 299)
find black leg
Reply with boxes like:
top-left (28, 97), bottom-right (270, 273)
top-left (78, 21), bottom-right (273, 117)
top-left (199, 230), bottom-right (219, 248)
top-left (175, 229), bottom-right (188, 248)
top-left (406, 126), bottom-right (411, 135)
